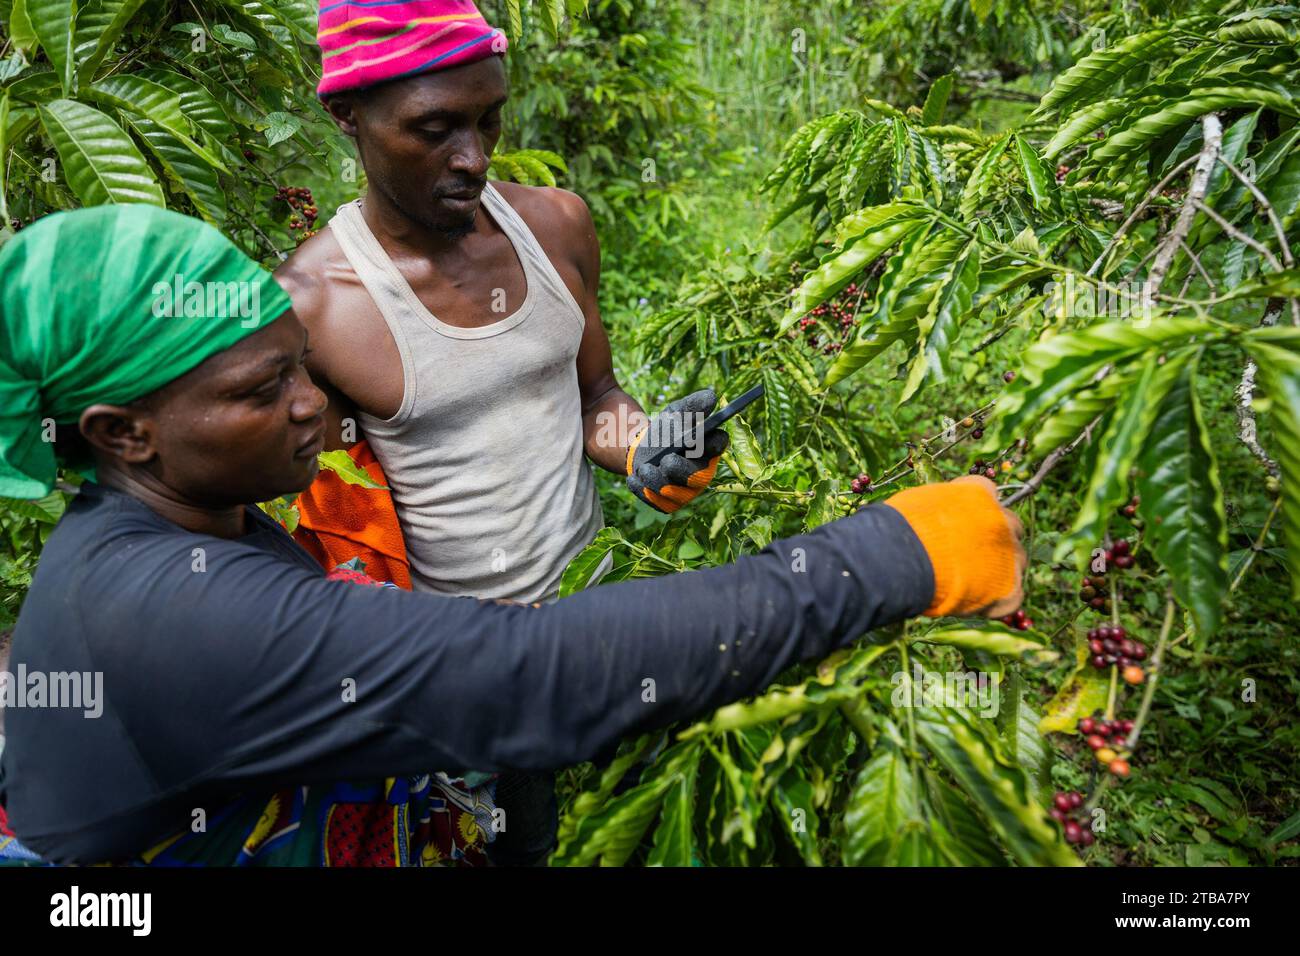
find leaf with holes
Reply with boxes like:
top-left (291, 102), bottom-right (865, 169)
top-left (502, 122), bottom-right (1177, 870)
top-left (1040, 640), bottom-right (1111, 735)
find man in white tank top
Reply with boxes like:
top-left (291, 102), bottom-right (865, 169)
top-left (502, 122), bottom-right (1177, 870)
top-left (274, 1), bottom-right (730, 865)
top-left (277, 7), bottom-right (728, 607)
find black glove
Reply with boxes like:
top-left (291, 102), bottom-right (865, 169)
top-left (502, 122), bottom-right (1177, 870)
top-left (625, 388), bottom-right (730, 513)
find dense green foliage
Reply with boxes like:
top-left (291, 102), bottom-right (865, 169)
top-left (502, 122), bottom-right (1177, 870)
top-left (554, 0), bottom-right (1300, 867)
top-left (2, 0), bottom-right (1297, 866)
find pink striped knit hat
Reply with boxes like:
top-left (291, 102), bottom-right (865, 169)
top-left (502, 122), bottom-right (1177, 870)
top-left (317, 0), bottom-right (508, 98)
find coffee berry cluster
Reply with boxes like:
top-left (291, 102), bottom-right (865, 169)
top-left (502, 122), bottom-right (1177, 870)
top-left (999, 608), bottom-right (1034, 631)
top-left (1048, 790), bottom-right (1096, 846)
top-left (1104, 536), bottom-right (1136, 570)
top-left (276, 185), bottom-right (319, 241)
top-left (1079, 713), bottom-right (1133, 777)
top-left (1085, 623), bottom-right (1147, 680)
top-left (1077, 538), bottom-right (1137, 612)
top-left (962, 415), bottom-right (1019, 479)
top-left (969, 457), bottom-right (1014, 480)
top-left (790, 283), bottom-right (863, 355)
top-left (1077, 573), bottom-right (1113, 613)
top-left (848, 472), bottom-right (872, 495)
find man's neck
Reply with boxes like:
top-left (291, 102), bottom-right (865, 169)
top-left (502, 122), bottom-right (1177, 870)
top-left (358, 187), bottom-right (483, 261)
top-left (96, 465), bottom-right (248, 539)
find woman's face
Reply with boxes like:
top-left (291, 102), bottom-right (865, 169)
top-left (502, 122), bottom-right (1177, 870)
top-left (88, 311), bottom-right (329, 507)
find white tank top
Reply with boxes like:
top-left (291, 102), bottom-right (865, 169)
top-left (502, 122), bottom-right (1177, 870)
top-left (327, 186), bottom-right (605, 602)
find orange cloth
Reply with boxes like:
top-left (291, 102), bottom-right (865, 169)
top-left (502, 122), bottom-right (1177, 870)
top-left (885, 477), bottom-right (1019, 617)
top-left (292, 440), bottom-right (412, 590)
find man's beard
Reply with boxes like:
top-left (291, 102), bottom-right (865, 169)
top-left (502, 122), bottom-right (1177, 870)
top-left (374, 175), bottom-right (479, 240)
top-left (434, 213), bottom-right (476, 240)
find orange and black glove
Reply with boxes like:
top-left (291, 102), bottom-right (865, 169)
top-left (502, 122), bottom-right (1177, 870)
top-left (884, 475), bottom-right (1026, 618)
top-left (626, 388), bottom-right (729, 514)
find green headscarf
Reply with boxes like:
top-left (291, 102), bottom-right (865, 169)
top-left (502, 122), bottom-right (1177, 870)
top-left (0, 205), bottom-right (293, 499)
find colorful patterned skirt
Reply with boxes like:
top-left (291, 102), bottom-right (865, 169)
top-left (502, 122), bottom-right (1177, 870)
top-left (0, 772), bottom-right (498, 867)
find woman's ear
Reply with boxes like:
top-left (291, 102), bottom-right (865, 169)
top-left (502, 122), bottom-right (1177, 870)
top-left (78, 404), bottom-right (157, 465)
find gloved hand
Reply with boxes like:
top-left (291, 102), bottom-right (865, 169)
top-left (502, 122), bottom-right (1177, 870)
top-left (626, 388), bottom-right (729, 513)
top-left (884, 476), bottom-right (1026, 618)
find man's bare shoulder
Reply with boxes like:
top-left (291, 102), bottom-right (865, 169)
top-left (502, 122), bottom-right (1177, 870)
top-left (491, 180), bottom-right (598, 280)
top-left (271, 216), bottom-right (402, 419)
top-left (493, 177), bottom-right (589, 215)
top-left (274, 226), bottom-right (353, 325)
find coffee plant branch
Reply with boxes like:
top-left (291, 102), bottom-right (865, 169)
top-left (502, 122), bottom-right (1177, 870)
top-left (1002, 417), bottom-right (1100, 506)
top-left (1177, 238), bottom-right (1217, 296)
top-left (1218, 158), bottom-right (1297, 271)
top-left (1236, 303), bottom-right (1283, 479)
top-left (1142, 115), bottom-right (1223, 300)
top-left (1126, 596), bottom-right (1165, 714)
top-left (1003, 115), bottom-right (1239, 511)
top-left (865, 401), bottom-right (1002, 493)
top-left (1085, 154), bottom-right (1201, 278)
top-left (1194, 199), bottom-right (1283, 273)
top-left (1207, 155), bottom-right (1298, 473)
top-left (1190, 183), bottom-right (1298, 327)
top-left (1229, 497), bottom-right (1283, 597)
top-left (930, 207), bottom-right (1151, 308)
top-left (1088, 198), bottom-right (1126, 220)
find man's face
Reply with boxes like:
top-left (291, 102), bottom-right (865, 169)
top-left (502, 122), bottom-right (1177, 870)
top-left (335, 57), bottom-right (508, 238)
top-left (96, 312), bottom-right (328, 507)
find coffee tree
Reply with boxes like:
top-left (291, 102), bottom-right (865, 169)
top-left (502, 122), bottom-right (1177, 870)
top-left (552, 1), bottom-right (1299, 866)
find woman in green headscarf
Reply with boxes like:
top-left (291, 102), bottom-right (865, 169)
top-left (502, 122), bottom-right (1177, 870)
top-left (0, 205), bottom-right (1025, 865)
top-left (0, 204), bottom-right (321, 506)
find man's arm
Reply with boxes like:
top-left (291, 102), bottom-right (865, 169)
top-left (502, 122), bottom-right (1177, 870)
top-left (535, 191), bottom-right (729, 511)
top-left (544, 189), bottom-right (649, 474)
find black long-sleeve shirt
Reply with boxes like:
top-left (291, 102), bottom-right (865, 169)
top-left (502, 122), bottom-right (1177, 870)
top-left (0, 481), bottom-right (933, 863)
